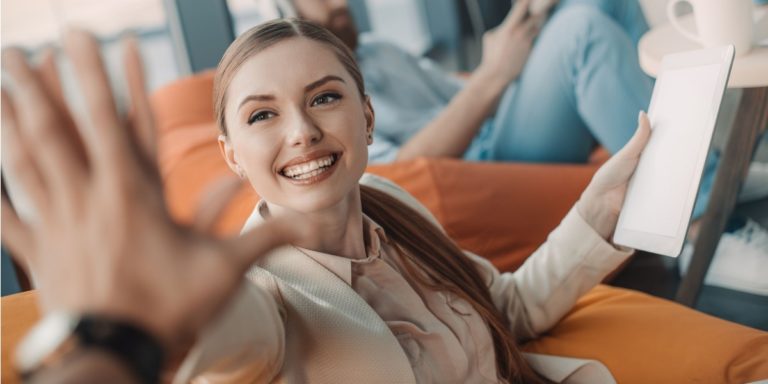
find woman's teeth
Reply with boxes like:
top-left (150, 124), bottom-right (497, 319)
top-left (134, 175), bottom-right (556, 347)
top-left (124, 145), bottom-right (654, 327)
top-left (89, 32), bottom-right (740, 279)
top-left (282, 154), bottom-right (336, 179)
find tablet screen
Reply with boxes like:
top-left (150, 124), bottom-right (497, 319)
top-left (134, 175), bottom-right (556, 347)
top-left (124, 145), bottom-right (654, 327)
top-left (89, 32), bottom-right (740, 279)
top-left (620, 63), bottom-right (721, 238)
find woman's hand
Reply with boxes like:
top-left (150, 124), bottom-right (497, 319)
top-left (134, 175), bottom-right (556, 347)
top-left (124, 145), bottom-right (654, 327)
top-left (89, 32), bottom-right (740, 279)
top-left (0, 30), bottom-right (310, 351)
top-left (577, 112), bottom-right (652, 241)
top-left (477, 0), bottom-right (545, 85)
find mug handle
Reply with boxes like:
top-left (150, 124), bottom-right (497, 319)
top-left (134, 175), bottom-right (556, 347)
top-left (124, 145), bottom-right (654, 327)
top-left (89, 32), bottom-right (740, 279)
top-left (667, 0), bottom-right (704, 44)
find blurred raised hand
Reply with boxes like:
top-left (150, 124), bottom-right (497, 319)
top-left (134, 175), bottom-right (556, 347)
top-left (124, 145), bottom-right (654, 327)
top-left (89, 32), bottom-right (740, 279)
top-left (0, 30), bottom-right (311, 350)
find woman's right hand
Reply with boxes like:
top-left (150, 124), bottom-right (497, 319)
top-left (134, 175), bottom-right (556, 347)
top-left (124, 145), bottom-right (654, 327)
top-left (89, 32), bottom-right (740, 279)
top-left (477, 0), bottom-right (545, 85)
top-left (1, 30), bottom-right (311, 351)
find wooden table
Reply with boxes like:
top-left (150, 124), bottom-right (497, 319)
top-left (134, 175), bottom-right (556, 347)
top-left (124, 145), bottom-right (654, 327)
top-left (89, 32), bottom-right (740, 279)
top-left (637, 7), bottom-right (768, 306)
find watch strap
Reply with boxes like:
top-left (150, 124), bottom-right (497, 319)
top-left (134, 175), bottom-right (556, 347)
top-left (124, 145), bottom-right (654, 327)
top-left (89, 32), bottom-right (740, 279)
top-left (17, 313), bottom-right (164, 384)
top-left (74, 315), bottom-right (164, 384)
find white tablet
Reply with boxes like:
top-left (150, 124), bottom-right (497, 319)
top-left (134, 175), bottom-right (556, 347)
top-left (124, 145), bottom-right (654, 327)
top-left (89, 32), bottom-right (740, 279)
top-left (613, 45), bottom-right (734, 257)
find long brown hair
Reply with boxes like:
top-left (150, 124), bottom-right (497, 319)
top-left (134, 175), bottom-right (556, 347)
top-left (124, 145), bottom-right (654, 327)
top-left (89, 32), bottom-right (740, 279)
top-left (214, 18), bottom-right (545, 383)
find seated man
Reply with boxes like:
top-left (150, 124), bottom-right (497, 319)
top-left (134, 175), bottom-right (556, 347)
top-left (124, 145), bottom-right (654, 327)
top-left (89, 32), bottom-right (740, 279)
top-left (280, 0), bottom-right (768, 294)
top-left (282, 0), bottom-right (651, 164)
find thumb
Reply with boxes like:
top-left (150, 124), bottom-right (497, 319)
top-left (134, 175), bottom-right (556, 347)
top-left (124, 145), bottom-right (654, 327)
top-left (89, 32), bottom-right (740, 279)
top-left (503, 0), bottom-right (531, 30)
top-left (222, 212), bottom-right (309, 272)
top-left (192, 175), bottom-right (244, 233)
top-left (616, 111), bottom-right (651, 160)
top-left (123, 35), bottom-right (157, 162)
top-left (1, 190), bottom-right (34, 273)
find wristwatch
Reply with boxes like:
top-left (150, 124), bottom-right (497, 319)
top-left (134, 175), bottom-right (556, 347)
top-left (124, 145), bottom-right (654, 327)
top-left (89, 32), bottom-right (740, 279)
top-left (15, 312), bottom-right (164, 384)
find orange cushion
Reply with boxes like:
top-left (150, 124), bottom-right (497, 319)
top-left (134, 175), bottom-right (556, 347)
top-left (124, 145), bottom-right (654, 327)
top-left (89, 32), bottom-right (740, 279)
top-left (524, 285), bottom-right (768, 383)
top-left (1, 291), bottom-right (39, 384)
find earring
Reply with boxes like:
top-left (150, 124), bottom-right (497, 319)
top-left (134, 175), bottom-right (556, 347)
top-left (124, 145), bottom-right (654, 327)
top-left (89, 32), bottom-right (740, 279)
top-left (235, 165), bottom-right (245, 179)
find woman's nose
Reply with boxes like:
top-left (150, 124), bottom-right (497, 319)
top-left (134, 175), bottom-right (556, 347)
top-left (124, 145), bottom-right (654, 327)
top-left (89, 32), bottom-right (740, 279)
top-left (287, 113), bottom-right (323, 147)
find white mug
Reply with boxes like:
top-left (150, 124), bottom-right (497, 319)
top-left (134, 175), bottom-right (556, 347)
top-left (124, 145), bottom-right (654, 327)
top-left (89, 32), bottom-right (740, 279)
top-left (667, 0), bottom-right (755, 56)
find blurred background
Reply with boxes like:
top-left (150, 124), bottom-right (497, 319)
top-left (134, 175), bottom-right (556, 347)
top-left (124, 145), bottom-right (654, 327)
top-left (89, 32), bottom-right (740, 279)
top-left (0, 0), bottom-right (684, 92)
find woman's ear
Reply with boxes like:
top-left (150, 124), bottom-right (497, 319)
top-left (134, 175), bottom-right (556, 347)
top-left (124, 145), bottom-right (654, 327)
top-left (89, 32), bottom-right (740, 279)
top-left (364, 95), bottom-right (375, 145)
top-left (218, 134), bottom-right (246, 179)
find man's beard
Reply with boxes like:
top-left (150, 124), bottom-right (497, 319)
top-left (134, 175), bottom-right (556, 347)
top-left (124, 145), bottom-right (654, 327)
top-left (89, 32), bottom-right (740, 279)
top-left (327, 8), bottom-right (358, 51)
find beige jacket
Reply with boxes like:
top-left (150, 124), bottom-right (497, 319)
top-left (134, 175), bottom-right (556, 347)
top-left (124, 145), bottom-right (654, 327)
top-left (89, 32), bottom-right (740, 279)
top-left (173, 174), bottom-right (633, 383)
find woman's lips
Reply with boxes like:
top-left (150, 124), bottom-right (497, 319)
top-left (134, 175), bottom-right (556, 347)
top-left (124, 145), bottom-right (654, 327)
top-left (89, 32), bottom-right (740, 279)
top-left (279, 152), bottom-right (342, 185)
top-left (279, 149), bottom-right (337, 169)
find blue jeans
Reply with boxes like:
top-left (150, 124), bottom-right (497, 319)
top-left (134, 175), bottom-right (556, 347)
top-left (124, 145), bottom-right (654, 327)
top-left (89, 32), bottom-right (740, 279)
top-left (465, 0), bottom-right (717, 219)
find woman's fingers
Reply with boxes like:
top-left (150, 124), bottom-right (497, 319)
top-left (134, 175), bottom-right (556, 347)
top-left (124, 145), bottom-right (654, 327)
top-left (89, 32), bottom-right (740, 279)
top-left (63, 30), bottom-right (135, 176)
top-left (1, 90), bottom-right (50, 219)
top-left (616, 111), bottom-right (652, 160)
top-left (223, 214), bottom-right (308, 273)
top-left (122, 36), bottom-right (157, 162)
top-left (1, 187), bottom-right (35, 269)
top-left (1, 51), bottom-right (86, 204)
top-left (591, 111), bottom-right (652, 190)
top-left (36, 48), bottom-right (65, 105)
top-left (192, 176), bottom-right (244, 233)
top-left (36, 48), bottom-right (90, 165)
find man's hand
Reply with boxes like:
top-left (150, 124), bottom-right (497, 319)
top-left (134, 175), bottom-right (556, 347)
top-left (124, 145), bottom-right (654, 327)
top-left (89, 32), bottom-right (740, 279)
top-left (529, 0), bottom-right (559, 16)
top-left (477, 0), bottom-right (545, 85)
top-left (0, 30), bottom-right (311, 351)
top-left (577, 111), bottom-right (652, 241)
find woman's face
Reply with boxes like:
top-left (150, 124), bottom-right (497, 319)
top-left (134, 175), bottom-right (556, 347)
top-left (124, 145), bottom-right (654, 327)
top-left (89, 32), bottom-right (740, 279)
top-left (220, 37), bottom-right (373, 214)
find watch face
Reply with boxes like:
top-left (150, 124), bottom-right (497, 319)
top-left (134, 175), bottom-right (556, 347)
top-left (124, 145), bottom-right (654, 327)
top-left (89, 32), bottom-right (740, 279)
top-left (15, 312), bottom-right (79, 373)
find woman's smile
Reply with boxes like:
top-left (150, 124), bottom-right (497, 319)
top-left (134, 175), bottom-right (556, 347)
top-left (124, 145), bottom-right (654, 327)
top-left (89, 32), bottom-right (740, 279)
top-left (279, 150), bottom-right (343, 186)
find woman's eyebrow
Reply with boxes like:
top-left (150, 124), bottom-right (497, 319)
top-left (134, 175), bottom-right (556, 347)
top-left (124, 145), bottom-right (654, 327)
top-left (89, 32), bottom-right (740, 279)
top-left (238, 94), bottom-right (275, 112)
top-left (236, 76), bottom-right (345, 112)
top-left (304, 75), bottom-right (346, 92)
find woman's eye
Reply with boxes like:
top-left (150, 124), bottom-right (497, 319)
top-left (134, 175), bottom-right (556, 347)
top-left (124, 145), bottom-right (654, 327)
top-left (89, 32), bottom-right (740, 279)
top-left (247, 111), bottom-right (275, 125)
top-left (311, 93), bottom-right (342, 107)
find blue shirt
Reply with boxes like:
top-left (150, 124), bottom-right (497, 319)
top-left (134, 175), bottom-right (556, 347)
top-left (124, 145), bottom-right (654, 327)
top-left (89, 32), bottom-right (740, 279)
top-left (356, 37), bottom-right (465, 163)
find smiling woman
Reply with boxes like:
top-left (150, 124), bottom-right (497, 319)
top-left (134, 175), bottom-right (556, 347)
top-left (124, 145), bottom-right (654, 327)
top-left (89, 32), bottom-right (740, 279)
top-left (168, 17), bottom-right (653, 384)
top-left (208, 19), bottom-right (544, 382)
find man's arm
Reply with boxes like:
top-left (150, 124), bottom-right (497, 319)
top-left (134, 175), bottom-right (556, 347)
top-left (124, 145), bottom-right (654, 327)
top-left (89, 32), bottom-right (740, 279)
top-left (395, 68), bottom-right (507, 160)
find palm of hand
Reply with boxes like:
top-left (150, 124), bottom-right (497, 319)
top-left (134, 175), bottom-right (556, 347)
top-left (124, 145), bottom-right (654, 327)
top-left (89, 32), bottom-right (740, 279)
top-left (1, 30), bottom-right (303, 349)
top-left (578, 113), bottom-right (651, 241)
